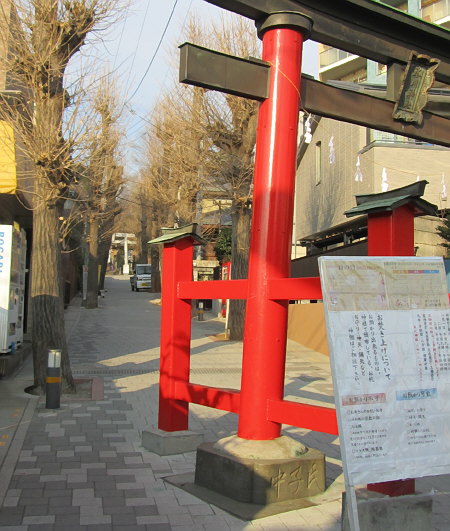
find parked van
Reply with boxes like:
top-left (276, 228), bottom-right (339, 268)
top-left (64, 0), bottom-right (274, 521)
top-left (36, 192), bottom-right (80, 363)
top-left (130, 264), bottom-right (152, 291)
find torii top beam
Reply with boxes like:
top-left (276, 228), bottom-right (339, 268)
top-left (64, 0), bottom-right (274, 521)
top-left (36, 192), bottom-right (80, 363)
top-left (204, 0), bottom-right (450, 85)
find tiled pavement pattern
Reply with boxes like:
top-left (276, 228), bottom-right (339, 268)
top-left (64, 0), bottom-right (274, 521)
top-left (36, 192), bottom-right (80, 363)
top-left (0, 276), bottom-right (449, 530)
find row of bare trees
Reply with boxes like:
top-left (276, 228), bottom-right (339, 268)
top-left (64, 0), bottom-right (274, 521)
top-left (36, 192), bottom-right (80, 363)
top-left (0, 0), bottom-right (127, 391)
top-left (0, 2), bottom-right (262, 391)
top-left (126, 15), bottom-right (260, 339)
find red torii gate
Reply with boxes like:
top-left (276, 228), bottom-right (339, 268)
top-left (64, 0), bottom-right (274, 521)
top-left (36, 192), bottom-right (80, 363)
top-left (156, 182), bottom-right (437, 440)
top-left (152, 9), bottom-right (445, 501)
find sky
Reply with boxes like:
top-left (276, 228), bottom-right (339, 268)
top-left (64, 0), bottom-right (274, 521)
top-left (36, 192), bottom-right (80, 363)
top-left (87, 0), bottom-right (319, 169)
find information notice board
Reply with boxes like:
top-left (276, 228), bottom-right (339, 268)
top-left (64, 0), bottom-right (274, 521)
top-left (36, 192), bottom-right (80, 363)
top-left (319, 256), bottom-right (450, 486)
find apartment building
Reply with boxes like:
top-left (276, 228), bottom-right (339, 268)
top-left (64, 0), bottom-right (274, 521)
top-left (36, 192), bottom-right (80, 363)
top-left (293, 0), bottom-right (450, 264)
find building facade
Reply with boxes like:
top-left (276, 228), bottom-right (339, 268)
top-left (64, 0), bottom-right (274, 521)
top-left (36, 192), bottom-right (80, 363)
top-left (293, 0), bottom-right (450, 260)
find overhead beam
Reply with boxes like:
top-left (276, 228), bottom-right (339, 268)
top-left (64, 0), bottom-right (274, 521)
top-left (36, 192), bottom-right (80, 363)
top-left (328, 79), bottom-right (450, 119)
top-left (179, 43), bottom-right (269, 100)
top-left (178, 40), bottom-right (450, 145)
top-left (301, 77), bottom-right (450, 147)
top-left (204, 0), bottom-right (450, 84)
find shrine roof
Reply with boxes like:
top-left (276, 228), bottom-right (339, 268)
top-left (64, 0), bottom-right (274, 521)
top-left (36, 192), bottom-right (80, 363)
top-left (148, 223), bottom-right (206, 245)
top-left (345, 180), bottom-right (438, 218)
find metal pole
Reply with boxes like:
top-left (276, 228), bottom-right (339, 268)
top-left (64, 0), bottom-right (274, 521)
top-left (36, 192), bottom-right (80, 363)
top-left (197, 301), bottom-right (204, 321)
top-left (238, 13), bottom-right (312, 440)
top-left (46, 349), bottom-right (61, 409)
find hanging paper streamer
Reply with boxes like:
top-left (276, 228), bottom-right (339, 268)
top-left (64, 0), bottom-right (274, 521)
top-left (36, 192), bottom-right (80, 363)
top-left (381, 167), bottom-right (389, 192)
top-left (441, 173), bottom-right (447, 201)
top-left (328, 136), bottom-right (336, 165)
top-left (354, 156), bottom-right (363, 182)
top-left (304, 116), bottom-right (312, 144)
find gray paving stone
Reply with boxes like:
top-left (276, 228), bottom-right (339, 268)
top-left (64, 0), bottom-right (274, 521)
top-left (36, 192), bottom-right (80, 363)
top-left (134, 505), bottom-right (159, 516)
top-left (79, 515), bottom-right (112, 525)
top-left (112, 526), bottom-right (148, 531)
top-left (48, 496), bottom-right (72, 507)
top-left (74, 445), bottom-right (92, 452)
top-left (24, 505), bottom-right (49, 517)
top-left (140, 522), bottom-right (171, 530)
top-left (53, 513), bottom-right (81, 525)
top-left (18, 497), bottom-right (49, 506)
top-left (17, 488), bottom-right (43, 498)
top-left (122, 488), bottom-right (147, 498)
top-left (22, 515), bottom-right (55, 525)
top-left (111, 513), bottom-right (138, 525)
top-left (60, 462), bottom-right (82, 469)
top-left (0, 513), bottom-right (24, 526)
top-left (50, 506), bottom-right (80, 516)
top-left (39, 474), bottom-right (66, 482)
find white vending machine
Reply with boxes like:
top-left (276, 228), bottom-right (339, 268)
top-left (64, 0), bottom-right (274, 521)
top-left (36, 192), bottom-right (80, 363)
top-left (0, 224), bottom-right (27, 353)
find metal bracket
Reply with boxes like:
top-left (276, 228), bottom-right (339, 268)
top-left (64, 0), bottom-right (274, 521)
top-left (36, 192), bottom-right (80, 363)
top-left (393, 51), bottom-right (440, 125)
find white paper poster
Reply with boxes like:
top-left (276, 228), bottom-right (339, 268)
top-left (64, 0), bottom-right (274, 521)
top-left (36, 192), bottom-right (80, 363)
top-left (319, 257), bottom-right (450, 486)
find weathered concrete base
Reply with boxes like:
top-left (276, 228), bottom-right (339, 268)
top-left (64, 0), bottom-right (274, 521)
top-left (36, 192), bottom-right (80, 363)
top-left (342, 488), bottom-right (433, 531)
top-left (195, 435), bottom-right (326, 505)
top-left (165, 471), bottom-right (316, 520)
top-left (141, 428), bottom-right (203, 456)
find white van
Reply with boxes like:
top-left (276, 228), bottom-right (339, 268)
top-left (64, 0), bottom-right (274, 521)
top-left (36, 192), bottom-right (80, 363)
top-left (130, 264), bottom-right (152, 291)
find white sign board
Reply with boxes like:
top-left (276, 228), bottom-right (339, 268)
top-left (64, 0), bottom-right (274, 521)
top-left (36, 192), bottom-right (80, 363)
top-left (319, 256), bottom-right (450, 486)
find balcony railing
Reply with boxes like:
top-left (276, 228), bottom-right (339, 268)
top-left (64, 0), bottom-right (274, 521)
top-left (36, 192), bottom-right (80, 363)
top-left (421, 0), bottom-right (450, 23)
top-left (370, 129), bottom-right (432, 145)
top-left (319, 48), bottom-right (356, 69)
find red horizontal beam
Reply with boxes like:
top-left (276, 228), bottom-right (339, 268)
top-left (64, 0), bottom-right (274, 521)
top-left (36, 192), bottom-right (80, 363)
top-left (173, 381), bottom-right (240, 414)
top-left (177, 277), bottom-right (323, 301)
top-left (267, 399), bottom-right (338, 435)
top-left (267, 277), bottom-right (322, 300)
top-left (177, 279), bottom-right (248, 300)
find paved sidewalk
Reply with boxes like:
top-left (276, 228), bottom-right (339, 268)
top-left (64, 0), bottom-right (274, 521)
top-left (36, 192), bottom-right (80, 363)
top-left (0, 275), bottom-right (448, 530)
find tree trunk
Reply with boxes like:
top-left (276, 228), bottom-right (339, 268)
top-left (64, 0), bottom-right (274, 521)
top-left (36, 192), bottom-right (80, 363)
top-left (229, 201), bottom-right (251, 340)
top-left (86, 216), bottom-right (99, 309)
top-left (150, 244), bottom-right (161, 293)
top-left (31, 183), bottom-right (75, 393)
top-left (98, 236), bottom-right (112, 290)
top-left (139, 202), bottom-right (149, 263)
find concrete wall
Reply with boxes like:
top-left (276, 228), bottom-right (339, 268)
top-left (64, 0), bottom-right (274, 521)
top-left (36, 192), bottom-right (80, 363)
top-left (295, 117), bottom-right (370, 240)
top-left (415, 216), bottom-right (447, 257)
top-left (294, 118), bottom-right (450, 248)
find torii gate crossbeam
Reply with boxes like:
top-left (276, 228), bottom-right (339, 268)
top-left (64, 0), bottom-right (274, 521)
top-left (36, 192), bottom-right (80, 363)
top-left (205, 0), bottom-right (450, 84)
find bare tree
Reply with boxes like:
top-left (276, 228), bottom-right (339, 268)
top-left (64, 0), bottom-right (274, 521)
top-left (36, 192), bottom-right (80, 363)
top-left (137, 15), bottom-right (259, 338)
top-left (0, 0), bottom-right (124, 392)
top-left (83, 77), bottom-right (124, 308)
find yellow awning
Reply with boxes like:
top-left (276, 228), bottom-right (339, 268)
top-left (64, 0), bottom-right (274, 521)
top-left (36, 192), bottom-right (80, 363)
top-left (0, 120), bottom-right (16, 194)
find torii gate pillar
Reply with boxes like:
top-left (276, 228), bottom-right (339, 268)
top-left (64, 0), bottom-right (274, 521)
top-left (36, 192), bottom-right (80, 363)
top-left (239, 11), bottom-right (312, 440)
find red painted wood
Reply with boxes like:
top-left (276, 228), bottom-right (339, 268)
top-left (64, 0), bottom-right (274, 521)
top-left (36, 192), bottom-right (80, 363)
top-left (367, 205), bottom-right (416, 494)
top-left (267, 399), bottom-right (339, 435)
top-left (238, 26), bottom-right (305, 440)
top-left (267, 277), bottom-right (322, 300)
top-left (173, 382), bottom-right (240, 413)
top-left (367, 479), bottom-right (415, 496)
top-left (177, 279), bottom-right (248, 300)
top-left (368, 204), bottom-right (415, 256)
top-left (158, 238), bottom-right (194, 432)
